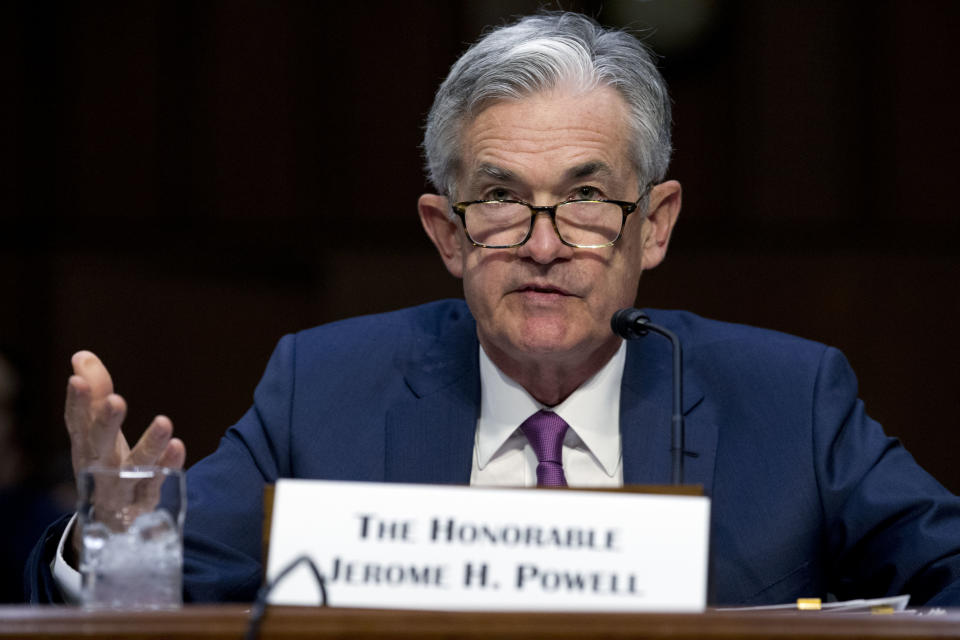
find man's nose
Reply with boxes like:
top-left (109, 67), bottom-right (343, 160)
top-left (516, 211), bottom-right (574, 263)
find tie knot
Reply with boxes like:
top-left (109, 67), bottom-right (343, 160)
top-left (520, 410), bottom-right (569, 465)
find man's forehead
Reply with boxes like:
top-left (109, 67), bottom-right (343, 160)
top-left (455, 87), bottom-right (635, 188)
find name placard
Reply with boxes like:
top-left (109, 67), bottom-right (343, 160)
top-left (266, 480), bottom-right (710, 612)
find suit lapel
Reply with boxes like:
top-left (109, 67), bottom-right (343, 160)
top-left (620, 337), bottom-right (671, 485)
top-left (384, 309), bottom-right (479, 485)
top-left (621, 332), bottom-right (718, 495)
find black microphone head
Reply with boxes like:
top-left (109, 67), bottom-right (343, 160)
top-left (611, 308), bottom-right (651, 340)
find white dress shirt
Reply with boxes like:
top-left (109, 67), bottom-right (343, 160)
top-left (52, 514), bottom-right (81, 602)
top-left (471, 342), bottom-right (626, 488)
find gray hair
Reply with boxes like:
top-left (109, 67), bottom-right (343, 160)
top-left (423, 12), bottom-right (672, 199)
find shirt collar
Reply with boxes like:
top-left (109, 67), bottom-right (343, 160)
top-left (476, 342), bottom-right (626, 476)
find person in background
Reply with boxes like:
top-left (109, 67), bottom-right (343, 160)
top-left (0, 349), bottom-right (70, 603)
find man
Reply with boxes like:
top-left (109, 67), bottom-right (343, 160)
top-left (28, 12), bottom-right (960, 605)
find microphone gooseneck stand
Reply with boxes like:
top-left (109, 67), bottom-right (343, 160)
top-left (611, 308), bottom-right (685, 486)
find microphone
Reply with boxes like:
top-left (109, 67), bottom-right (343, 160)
top-left (611, 308), bottom-right (685, 485)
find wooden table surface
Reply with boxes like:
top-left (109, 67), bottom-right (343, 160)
top-left (2, 605), bottom-right (960, 640)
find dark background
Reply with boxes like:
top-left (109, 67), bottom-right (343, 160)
top-left (2, 0), bottom-right (959, 579)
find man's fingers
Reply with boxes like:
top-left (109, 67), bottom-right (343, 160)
top-left (64, 375), bottom-right (92, 439)
top-left (156, 438), bottom-right (187, 470)
top-left (127, 416), bottom-right (175, 467)
top-left (65, 352), bottom-right (182, 478)
top-left (71, 351), bottom-right (115, 407)
top-left (65, 352), bottom-right (133, 476)
top-left (85, 393), bottom-right (129, 464)
top-left (67, 380), bottom-right (129, 472)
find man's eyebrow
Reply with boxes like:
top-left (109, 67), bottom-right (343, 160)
top-left (472, 163), bottom-right (518, 183)
top-left (564, 162), bottom-right (613, 181)
top-left (467, 161), bottom-right (612, 187)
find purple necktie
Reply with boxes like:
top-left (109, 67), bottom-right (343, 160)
top-left (520, 410), bottom-right (569, 487)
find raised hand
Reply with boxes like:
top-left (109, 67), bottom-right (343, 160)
top-left (65, 351), bottom-right (186, 559)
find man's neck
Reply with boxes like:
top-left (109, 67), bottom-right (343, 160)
top-left (479, 337), bottom-right (623, 406)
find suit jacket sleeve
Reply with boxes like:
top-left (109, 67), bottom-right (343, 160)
top-left (179, 333), bottom-right (300, 602)
top-left (814, 347), bottom-right (960, 604)
top-left (24, 514), bottom-right (72, 603)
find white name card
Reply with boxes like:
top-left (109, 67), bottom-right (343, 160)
top-left (266, 479), bottom-right (710, 612)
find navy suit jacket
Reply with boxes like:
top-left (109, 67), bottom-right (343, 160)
top-left (26, 299), bottom-right (960, 605)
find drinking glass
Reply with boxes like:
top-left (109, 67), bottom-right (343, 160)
top-left (77, 466), bottom-right (186, 610)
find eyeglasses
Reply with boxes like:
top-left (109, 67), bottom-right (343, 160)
top-left (451, 184), bottom-right (652, 249)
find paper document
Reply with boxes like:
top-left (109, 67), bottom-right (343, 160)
top-left (719, 594), bottom-right (910, 613)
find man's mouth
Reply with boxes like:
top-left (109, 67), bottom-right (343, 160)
top-left (515, 283), bottom-right (573, 297)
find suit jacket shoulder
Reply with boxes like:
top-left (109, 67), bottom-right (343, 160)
top-left (635, 309), bottom-right (960, 605)
top-left (179, 299), bottom-right (480, 601)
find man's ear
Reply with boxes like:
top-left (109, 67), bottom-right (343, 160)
top-left (640, 180), bottom-right (681, 271)
top-left (418, 193), bottom-right (465, 279)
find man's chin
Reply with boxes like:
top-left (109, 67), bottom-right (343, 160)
top-left (505, 317), bottom-right (593, 357)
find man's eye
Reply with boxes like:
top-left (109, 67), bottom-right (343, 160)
top-left (573, 186), bottom-right (602, 200)
top-left (485, 188), bottom-right (512, 201)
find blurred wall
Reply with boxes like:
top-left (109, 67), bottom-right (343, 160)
top-left (3, 1), bottom-right (959, 500)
